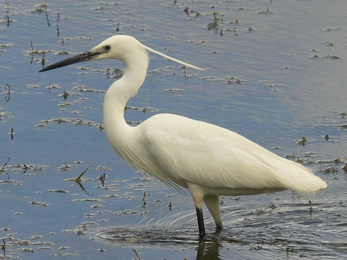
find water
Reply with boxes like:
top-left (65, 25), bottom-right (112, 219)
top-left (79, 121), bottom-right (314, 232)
top-left (1, 0), bottom-right (347, 259)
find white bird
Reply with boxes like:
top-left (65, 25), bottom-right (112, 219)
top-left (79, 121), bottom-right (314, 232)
top-left (39, 35), bottom-right (327, 241)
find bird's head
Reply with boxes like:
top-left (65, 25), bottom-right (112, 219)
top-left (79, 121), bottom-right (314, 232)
top-left (91, 35), bottom-right (146, 61)
top-left (39, 35), bottom-right (203, 73)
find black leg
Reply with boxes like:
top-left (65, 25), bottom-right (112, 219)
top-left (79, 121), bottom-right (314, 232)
top-left (196, 206), bottom-right (205, 242)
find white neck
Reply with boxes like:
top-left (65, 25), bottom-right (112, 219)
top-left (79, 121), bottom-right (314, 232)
top-left (103, 49), bottom-right (149, 158)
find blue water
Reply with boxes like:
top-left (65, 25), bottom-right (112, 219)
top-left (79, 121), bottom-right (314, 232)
top-left (1, 0), bottom-right (347, 259)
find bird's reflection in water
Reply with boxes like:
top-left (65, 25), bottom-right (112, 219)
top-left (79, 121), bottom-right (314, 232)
top-left (197, 240), bottom-right (222, 260)
top-left (196, 228), bottom-right (226, 260)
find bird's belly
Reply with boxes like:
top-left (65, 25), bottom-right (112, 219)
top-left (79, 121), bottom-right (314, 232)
top-left (167, 176), bottom-right (285, 196)
top-left (203, 186), bottom-right (286, 196)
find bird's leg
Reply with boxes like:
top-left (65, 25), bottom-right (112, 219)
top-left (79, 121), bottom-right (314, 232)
top-left (187, 182), bottom-right (206, 242)
top-left (203, 195), bottom-right (223, 231)
top-left (196, 206), bottom-right (205, 242)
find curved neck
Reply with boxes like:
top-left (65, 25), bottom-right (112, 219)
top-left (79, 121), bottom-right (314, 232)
top-left (103, 50), bottom-right (149, 157)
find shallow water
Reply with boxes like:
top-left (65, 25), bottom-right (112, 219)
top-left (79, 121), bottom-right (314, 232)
top-left (1, 0), bottom-right (347, 259)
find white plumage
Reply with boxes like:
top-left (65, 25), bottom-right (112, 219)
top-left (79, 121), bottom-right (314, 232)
top-left (40, 35), bottom-right (327, 241)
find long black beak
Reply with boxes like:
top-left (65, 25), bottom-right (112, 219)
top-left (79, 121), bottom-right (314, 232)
top-left (39, 50), bottom-right (100, 72)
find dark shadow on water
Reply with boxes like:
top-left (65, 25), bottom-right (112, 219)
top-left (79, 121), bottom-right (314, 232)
top-left (95, 226), bottom-right (200, 244)
top-left (92, 227), bottom-right (246, 260)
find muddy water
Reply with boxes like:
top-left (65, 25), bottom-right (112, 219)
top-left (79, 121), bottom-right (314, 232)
top-left (1, 0), bottom-right (347, 259)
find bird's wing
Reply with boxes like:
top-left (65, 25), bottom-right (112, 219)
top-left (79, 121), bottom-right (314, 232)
top-left (139, 114), bottom-right (326, 193)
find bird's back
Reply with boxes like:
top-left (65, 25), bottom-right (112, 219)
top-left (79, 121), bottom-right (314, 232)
top-left (132, 113), bottom-right (327, 195)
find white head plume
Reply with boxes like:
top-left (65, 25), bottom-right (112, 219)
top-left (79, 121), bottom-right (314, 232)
top-left (143, 45), bottom-right (205, 71)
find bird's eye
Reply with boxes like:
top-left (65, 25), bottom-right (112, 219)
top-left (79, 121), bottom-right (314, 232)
top-left (104, 45), bottom-right (111, 51)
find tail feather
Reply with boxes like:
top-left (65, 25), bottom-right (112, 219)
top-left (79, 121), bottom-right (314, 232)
top-left (277, 161), bottom-right (328, 193)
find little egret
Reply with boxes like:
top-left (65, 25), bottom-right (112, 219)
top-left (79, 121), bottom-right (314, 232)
top-left (40, 35), bottom-right (327, 241)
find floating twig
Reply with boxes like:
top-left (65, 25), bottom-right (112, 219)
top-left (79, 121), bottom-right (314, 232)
top-left (75, 166), bottom-right (92, 196)
top-left (76, 181), bottom-right (91, 196)
top-left (62, 91), bottom-right (69, 101)
top-left (1, 158), bottom-right (10, 179)
top-left (30, 41), bottom-right (34, 64)
top-left (142, 192), bottom-right (146, 208)
top-left (41, 51), bottom-right (46, 68)
top-left (269, 202), bottom-right (277, 209)
top-left (343, 163), bottom-right (347, 173)
top-left (5, 84), bottom-right (10, 102)
top-left (56, 12), bottom-right (60, 37)
top-left (5, 0), bottom-right (10, 27)
top-left (132, 249), bottom-right (141, 260)
top-left (75, 166), bottom-right (92, 183)
top-left (1, 239), bottom-right (5, 257)
top-left (44, 0), bottom-right (50, 27)
top-left (98, 120), bottom-right (104, 132)
top-left (99, 173), bottom-right (106, 186)
top-left (206, 11), bottom-right (222, 33)
top-left (297, 137), bottom-right (308, 146)
top-left (23, 164), bottom-right (28, 173)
